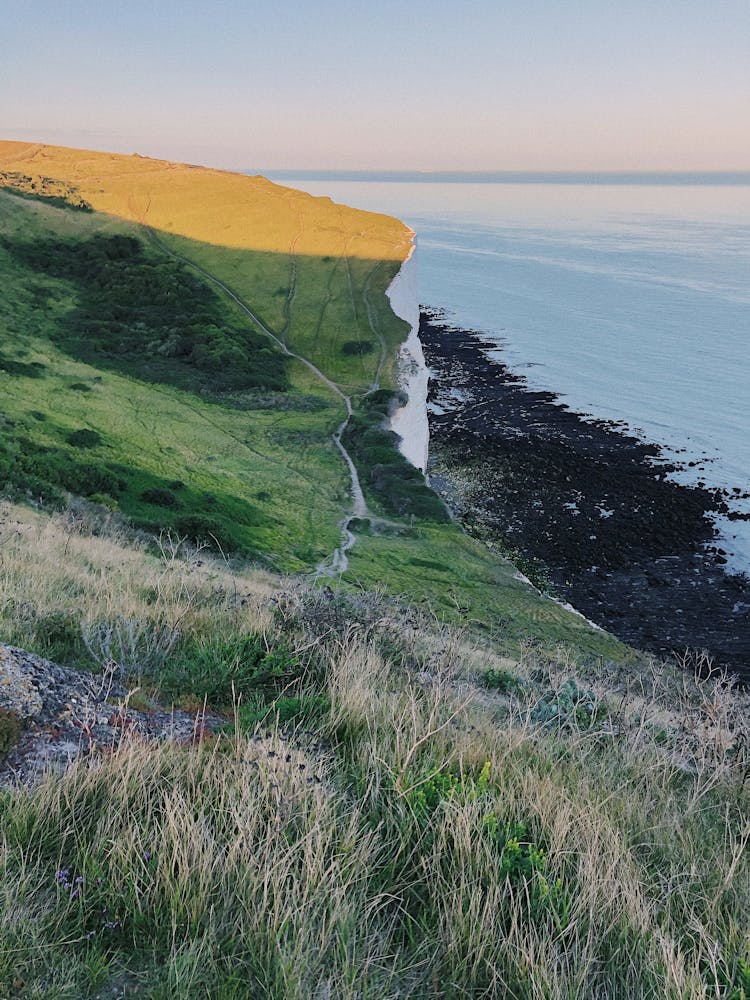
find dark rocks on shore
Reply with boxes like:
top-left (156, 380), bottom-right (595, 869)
top-left (420, 308), bottom-right (750, 683)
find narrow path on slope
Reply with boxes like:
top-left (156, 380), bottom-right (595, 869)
top-left (144, 227), bottom-right (367, 574)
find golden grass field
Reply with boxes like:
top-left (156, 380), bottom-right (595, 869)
top-left (0, 141), bottom-right (411, 260)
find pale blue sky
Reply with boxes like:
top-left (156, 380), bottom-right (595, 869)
top-left (2, 0), bottom-right (748, 170)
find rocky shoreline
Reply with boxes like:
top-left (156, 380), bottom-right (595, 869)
top-left (420, 309), bottom-right (750, 683)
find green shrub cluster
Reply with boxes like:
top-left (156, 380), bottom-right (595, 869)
top-left (0, 171), bottom-right (92, 211)
top-left (344, 390), bottom-right (449, 522)
top-left (2, 233), bottom-right (288, 396)
top-left (156, 633), bottom-right (302, 708)
top-left (399, 761), bottom-right (565, 933)
top-left (341, 339), bottom-right (375, 356)
top-left (0, 424), bottom-right (267, 554)
top-left (531, 678), bottom-right (603, 729)
top-left (0, 351), bottom-right (46, 378)
top-left (482, 666), bottom-right (525, 694)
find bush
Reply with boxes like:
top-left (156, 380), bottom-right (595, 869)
top-left (0, 352), bottom-right (46, 378)
top-left (482, 667), bottom-right (524, 694)
top-left (341, 339), bottom-right (375, 356)
top-left (3, 233), bottom-right (289, 396)
top-left (81, 616), bottom-right (179, 681)
top-left (159, 633), bottom-right (301, 707)
top-left (67, 429), bottom-right (102, 449)
top-left (140, 487), bottom-right (180, 508)
top-left (343, 392), bottom-right (449, 522)
top-left (531, 678), bottom-right (604, 729)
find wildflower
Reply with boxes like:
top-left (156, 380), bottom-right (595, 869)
top-left (54, 868), bottom-right (70, 884)
top-left (143, 850), bottom-right (152, 862)
top-left (75, 875), bottom-right (84, 885)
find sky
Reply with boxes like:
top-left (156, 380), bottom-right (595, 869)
top-left (2, 0), bottom-right (749, 171)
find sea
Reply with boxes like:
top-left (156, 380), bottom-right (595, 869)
top-left (264, 171), bottom-right (750, 578)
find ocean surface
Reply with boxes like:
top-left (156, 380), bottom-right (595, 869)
top-left (265, 172), bottom-right (750, 577)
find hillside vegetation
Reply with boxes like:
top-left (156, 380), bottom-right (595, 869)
top-left (1, 144), bottom-right (747, 998)
top-left (0, 501), bottom-right (747, 998)
top-left (0, 142), bottom-right (626, 657)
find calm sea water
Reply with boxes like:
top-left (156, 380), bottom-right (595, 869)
top-left (266, 173), bottom-right (750, 576)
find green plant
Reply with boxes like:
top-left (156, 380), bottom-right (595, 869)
top-left (140, 487), bottom-right (180, 508)
top-left (67, 429), bottom-right (102, 449)
top-left (3, 232), bottom-right (289, 396)
top-left (33, 610), bottom-right (84, 664)
top-left (532, 678), bottom-right (604, 729)
top-left (482, 667), bottom-right (524, 693)
top-left (343, 391), bottom-right (449, 522)
top-left (234, 693), bottom-right (330, 731)
top-left (160, 633), bottom-right (301, 707)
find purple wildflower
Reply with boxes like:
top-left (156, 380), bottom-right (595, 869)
top-left (54, 868), bottom-right (70, 884)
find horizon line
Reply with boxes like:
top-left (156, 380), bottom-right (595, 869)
top-left (253, 168), bottom-right (750, 186)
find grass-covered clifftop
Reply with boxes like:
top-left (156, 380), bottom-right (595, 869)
top-left (0, 141), bottom-right (625, 658)
top-left (0, 143), bottom-right (748, 999)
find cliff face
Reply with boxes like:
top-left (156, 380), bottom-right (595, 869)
top-left (387, 241), bottom-right (431, 472)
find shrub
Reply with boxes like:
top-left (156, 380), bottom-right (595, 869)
top-left (67, 429), bottom-right (102, 449)
top-left (531, 678), bottom-right (604, 729)
top-left (482, 667), bottom-right (524, 694)
top-left (0, 352), bottom-right (46, 378)
top-left (343, 393), bottom-right (449, 522)
top-left (3, 233), bottom-right (289, 396)
top-left (159, 633), bottom-right (301, 707)
top-left (81, 616), bottom-right (180, 681)
top-left (341, 339), bottom-right (375, 356)
top-left (140, 487), bottom-right (180, 508)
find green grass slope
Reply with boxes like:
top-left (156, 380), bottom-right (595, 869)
top-left (0, 142), bottom-right (628, 661)
top-left (0, 192), bottom-right (346, 568)
top-left (0, 145), bottom-right (747, 1000)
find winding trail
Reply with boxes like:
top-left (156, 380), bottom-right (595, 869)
top-left (144, 227), bottom-right (370, 574)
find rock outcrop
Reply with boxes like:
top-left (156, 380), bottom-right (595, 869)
top-left (0, 643), bottom-right (216, 788)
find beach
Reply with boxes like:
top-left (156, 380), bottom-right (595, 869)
top-left (421, 309), bottom-right (750, 682)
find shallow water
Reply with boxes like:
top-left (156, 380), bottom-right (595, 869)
top-left (266, 173), bottom-right (750, 575)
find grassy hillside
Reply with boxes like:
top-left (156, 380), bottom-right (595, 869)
top-left (0, 501), bottom-right (747, 999)
top-left (0, 144), bottom-right (747, 999)
top-left (0, 142), bottom-right (627, 659)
